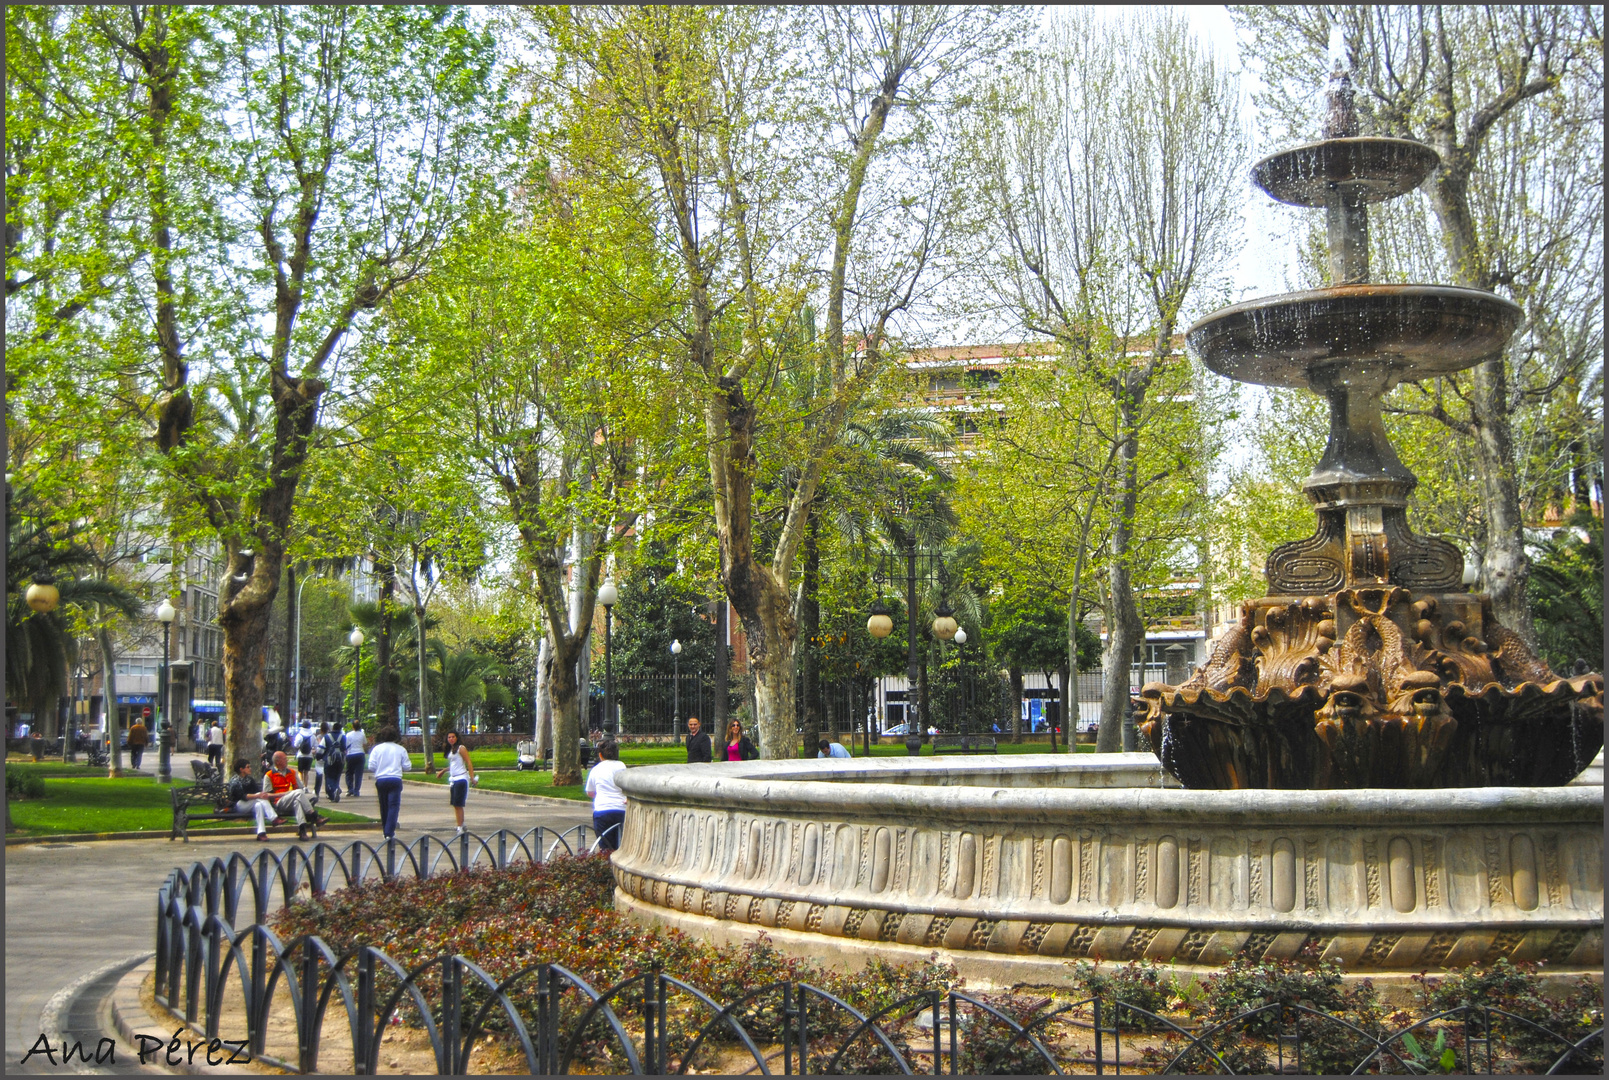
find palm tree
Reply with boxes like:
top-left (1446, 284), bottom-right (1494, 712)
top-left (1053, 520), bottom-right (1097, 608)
top-left (6, 483), bottom-right (142, 746)
top-left (430, 650), bottom-right (509, 737)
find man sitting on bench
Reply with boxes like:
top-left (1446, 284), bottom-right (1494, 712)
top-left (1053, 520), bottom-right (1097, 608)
top-left (264, 751), bottom-right (319, 840)
top-left (229, 758), bottom-right (278, 841)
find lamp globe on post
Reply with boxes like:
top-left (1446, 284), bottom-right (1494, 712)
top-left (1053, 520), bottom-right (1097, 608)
top-left (866, 601), bottom-right (894, 639)
top-left (25, 576), bottom-right (59, 614)
top-left (349, 627), bottom-right (365, 735)
top-left (670, 639), bottom-right (683, 734)
top-left (931, 602), bottom-right (958, 641)
top-left (953, 627), bottom-right (967, 646)
top-left (598, 581), bottom-right (618, 736)
top-left (156, 599), bottom-right (177, 783)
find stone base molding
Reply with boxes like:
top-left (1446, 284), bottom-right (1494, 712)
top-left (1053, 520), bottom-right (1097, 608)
top-left (612, 755), bottom-right (1603, 973)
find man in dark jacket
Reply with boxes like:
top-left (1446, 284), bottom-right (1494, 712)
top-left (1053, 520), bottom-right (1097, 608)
top-left (685, 717), bottom-right (712, 763)
top-left (127, 717), bottom-right (149, 769)
top-left (228, 758), bottom-right (277, 839)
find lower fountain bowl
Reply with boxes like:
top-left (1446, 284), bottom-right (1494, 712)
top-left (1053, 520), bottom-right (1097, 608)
top-left (612, 754), bottom-right (1602, 990)
top-left (1186, 284), bottom-right (1522, 390)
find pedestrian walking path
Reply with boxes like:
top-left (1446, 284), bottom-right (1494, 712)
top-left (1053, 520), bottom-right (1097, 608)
top-left (5, 780), bottom-right (592, 1073)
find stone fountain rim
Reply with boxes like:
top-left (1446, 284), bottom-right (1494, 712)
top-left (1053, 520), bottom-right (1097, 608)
top-left (1185, 282), bottom-right (1524, 340)
top-left (615, 754), bottom-right (1601, 827)
top-left (1251, 135), bottom-right (1441, 207)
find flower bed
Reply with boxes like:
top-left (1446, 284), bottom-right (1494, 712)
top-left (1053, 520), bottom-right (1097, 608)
top-left (271, 857), bottom-right (1603, 1074)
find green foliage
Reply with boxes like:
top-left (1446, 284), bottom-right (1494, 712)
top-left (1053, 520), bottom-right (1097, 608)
top-left (609, 545), bottom-right (719, 678)
top-left (1066, 960), bottom-right (1176, 1030)
top-left (6, 767), bottom-right (47, 801)
top-left (1528, 514), bottom-right (1604, 672)
top-left (994, 597), bottom-right (1099, 676)
top-left (1415, 958), bottom-right (1604, 1073)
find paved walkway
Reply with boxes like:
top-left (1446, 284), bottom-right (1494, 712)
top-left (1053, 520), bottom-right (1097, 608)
top-left (5, 780), bottom-right (593, 1073)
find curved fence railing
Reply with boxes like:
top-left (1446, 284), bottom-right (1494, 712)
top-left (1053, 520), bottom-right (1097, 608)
top-left (152, 829), bottom-right (1604, 1075)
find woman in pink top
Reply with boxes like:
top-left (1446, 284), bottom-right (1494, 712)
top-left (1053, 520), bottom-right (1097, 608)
top-left (721, 719), bottom-right (758, 761)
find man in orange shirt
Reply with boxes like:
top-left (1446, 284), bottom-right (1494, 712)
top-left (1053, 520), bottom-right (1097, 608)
top-left (264, 750), bottom-right (321, 840)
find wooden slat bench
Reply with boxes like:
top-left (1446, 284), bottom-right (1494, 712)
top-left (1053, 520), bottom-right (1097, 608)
top-left (170, 760), bottom-right (322, 842)
top-left (931, 734), bottom-right (999, 754)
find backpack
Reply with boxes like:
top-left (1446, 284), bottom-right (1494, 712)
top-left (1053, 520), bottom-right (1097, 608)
top-left (297, 731), bottom-right (315, 757)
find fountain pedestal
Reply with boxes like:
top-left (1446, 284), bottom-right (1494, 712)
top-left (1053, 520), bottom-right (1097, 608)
top-left (1140, 67), bottom-right (1603, 790)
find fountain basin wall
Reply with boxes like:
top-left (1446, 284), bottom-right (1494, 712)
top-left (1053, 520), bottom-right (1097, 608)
top-left (613, 755), bottom-right (1602, 982)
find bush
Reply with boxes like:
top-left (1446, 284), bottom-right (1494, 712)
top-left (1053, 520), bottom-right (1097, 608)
top-left (6, 767), bottom-right (45, 801)
top-left (1067, 959), bottom-right (1177, 1029)
top-left (1415, 959), bottom-right (1604, 1072)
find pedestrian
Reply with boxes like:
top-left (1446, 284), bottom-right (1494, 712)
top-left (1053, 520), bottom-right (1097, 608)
top-left (443, 730), bottom-right (479, 835)
top-left (264, 750), bottom-right (322, 841)
top-left (367, 726), bottom-right (411, 841)
top-left (584, 739), bottom-right (628, 851)
top-left (229, 758), bottom-right (279, 840)
top-left (294, 721), bottom-right (318, 794)
top-left (205, 720), bottom-right (224, 768)
top-left (719, 719), bottom-right (758, 762)
top-left (685, 716), bottom-right (712, 763)
top-left (320, 722), bottom-right (344, 803)
top-left (817, 738), bottom-right (852, 759)
top-left (344, 719), bottom-right (367, 797)
top-left (127, 716), bottom-right (149, 770)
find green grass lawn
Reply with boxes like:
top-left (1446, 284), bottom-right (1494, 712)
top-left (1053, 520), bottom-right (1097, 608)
top-left (404, 739), bottom-right (1095, 799)
top-left (6, 773), bottom-right (372, 836)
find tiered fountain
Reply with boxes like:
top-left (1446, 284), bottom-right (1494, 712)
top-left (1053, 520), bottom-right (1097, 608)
top-left (1140, 67), bottom-right (1603, 789)
top-left (612, 70), bottom-right (1603, 989)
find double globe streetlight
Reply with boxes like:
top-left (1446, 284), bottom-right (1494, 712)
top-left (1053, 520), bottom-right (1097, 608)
top-left (156, 598), bottom-right (177, 783)
top-left (867, 595), bottom-right (961, 737)
top-left (597, 581), bottom-right (618, 737)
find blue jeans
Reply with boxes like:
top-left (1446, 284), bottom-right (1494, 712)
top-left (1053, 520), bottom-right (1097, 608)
top-left (375, 777), bottom-right (403, 839)
top-left (593, 810), bottom-right (626, 852)
top-left (345, 754), bottom-right (365, 796)
top-left (324, 758), bottom-right (343, 800)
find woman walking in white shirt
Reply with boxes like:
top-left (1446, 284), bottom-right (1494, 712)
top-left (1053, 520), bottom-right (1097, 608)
top-left (367, 727), bottom-right (412, 840)
top-left (443, 730), bottom-right (478, 835)
top-left (583, 739), bottom-right (628, 852)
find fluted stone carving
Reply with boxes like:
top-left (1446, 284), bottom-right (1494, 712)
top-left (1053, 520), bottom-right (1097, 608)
top-left (612, 757), bottom-right (1603, 975)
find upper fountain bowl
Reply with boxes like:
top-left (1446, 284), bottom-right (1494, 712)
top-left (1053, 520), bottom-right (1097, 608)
top-left (1187, 284), bottom-right (1523, 391)
top-left (1252, 138), bottom-right (1441, 207)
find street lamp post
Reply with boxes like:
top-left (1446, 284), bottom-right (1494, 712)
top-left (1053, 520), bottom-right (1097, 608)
top-left (598, 581), bottom-right (618, 736)
top-left (156, 599), bottom-right (177, 784)
top-left (349, 627), bottom-right (365, 733)
top-left (952, 626), bottom-right (968, 740)
top-left (25, 576), bottom-right (63, 756)
top-left (292, 574), bottom-right (313, 725)
top-left (670, 639), bottom-right (682, 735)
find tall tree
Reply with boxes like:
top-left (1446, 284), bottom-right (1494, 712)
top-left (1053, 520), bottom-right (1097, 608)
top-left (1232, 4), bottom-right (1604, 645)
top-left (978, 10), bottom-right (1245, 749)
top-left (43, 6), bottom-right (495, 775)
top-left (525, 5), bottom-right (1024, 757)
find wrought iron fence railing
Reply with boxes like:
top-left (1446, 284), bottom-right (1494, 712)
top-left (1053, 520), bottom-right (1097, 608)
top-left (153, 831), bottom-right (1603, 1075)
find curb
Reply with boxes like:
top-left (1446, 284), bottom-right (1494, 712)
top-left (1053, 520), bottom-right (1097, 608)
top-left (110, 960), bottom-right (271, 1075)
top-left (36, 951), bottom-right (155, 1074)
top-left (6, 821), bottom-right (382, 846)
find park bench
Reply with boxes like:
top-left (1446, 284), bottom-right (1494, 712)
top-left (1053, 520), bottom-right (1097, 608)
top-left (931, 734), bottom-right (998, 755)
top-left (170, 759), bottom-right (322, 842)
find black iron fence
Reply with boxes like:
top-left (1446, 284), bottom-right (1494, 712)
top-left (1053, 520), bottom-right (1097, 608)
top-left (589, 674), bottom-right (739, 736)
top-left (153, 831), bottom-right (1602, 1075)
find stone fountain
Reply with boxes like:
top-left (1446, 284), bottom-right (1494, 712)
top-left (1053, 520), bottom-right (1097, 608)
top-left (611, 70), bottom-right (1603, 988)
top-left (1139, 66), bottom-right (1603, 790)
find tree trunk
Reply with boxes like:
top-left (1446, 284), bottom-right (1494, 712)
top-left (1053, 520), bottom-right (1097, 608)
top-left (279, 564), bottom-right (297, 723)
top-left (534, 636), bottom-right (553, 759)
top-left (1008, 665), bottom-right (1023, 742)
top-left (712, 598), bottom-right (728, 734)
top-left (1469, 358), bottom-right (1536, 644)
top-left (799, 515), bottom-right (821, 758)
top-left (416, 602), bottom-right (434, 774)
top-left (548, 636), bottom-right (584, 786)
top-left (1057, 663), bottom-right (1071, 752)
top-left (375, 564), bottom-right (398, 729)
top-left (221, 598), bottom-right (271, 777)
top-left (1097, 378), bottom-right (1146, 753)
top-left (99, 626), bottom-right (123, 776)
